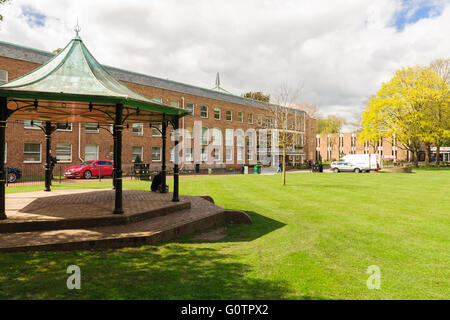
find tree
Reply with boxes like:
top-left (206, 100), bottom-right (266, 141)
top-left (317, 115), bottom-right (346, 134)
top-left (294, 101), bottom-right (320, 118)
top-left (0, 0), bottom-right (10, 21)
top-left (360, 66), bottom-right (448, 167)
top-left (266, 84), bottom-right (302, 186)
top-left (428, 58), bottom-right (450, 165)
top-left (241, 91), bottom-right (270, 102)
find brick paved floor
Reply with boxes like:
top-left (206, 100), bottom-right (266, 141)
top-left (0, 189), bottom-right (228, 251)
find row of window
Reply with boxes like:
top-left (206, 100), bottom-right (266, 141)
top-left (14, 143), bottom-right (257, 164)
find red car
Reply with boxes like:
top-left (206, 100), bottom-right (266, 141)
top-left (64, 160), bottom-right (114, 179)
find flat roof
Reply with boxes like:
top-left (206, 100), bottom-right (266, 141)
top-left (0, 40), bottom-right (306, 115)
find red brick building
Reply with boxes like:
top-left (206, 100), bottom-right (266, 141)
top-left (0, 40), bottom-right (317, 174)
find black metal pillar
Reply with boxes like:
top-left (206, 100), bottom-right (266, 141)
top-left (113, 103), bottom-right (124, 214)
top-left (112, 124), bottom-right (117, 190)
top-left (160, 114), bottom-right (168, 193)
top-left (172, 115), bottom-right (180, 202)
top-left (44, 121), bottom-right (53, 192)
top-left (0, 97), bottom-right (7, 220)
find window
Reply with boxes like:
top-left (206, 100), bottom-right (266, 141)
top-left (247, 149), bottom-right (253, 161)
top-left (109, 145), bottom-right (114, 160)
top-left (56, 144), bottom-right (72, 163)
top-left (237, 147), bottom-right (244, 162)
top-left (214, 107), bottom-right (221, 120)
top-left (201, 105), bottom-right (208, 118)
top-left (152, 97), bottom-right (163, 103)
top-left (24, 120), bottom-right (42, 130)
top-left (185, 126), bottom-right (193, 139)
top-left (56, 122), bottom-right (72, 131)
top-left (236, 130), bottom-right (244, 147)
top-left (248, 113), bottom-right (253, 124)
top-left (246, 131), bottom-right (254, 147)
top-left (186, 103), bottom-right (194, 116)
top-left (225, 129), bottom-right (234, 146)
top-left (132, 123), bottom-right (144, 136)
top-left (170, 100), bottom-right (179, 108)
top-left (214, 147), bottom-right (221, 161)
top-left (226, 110), bottom-right (232, 121)
top-left (132, 146), bottom-right (143, 162)
top-left (170, 148), bottom-right (175, 162)
top-left (24, 143), bottom-right (41, 163)
top-left (85, 123), bottom-right (99, 133)
top-left (226, 147), bottom-right (233, 161)
top-left (212, 128), bottom-right (222, 146)
top-left (201, 147), bottom-right (208, 161)
top-left (237, 111), bottom-right (243, 122)
top-left (185, 148), bottom-right (193, 162)
top-left (85, 145), bottom-right (99, 161)
top-left (257, 115), bottom-right (263, 126)
top-left (201, 127), bottom-right (209, 145)
top-left (152, 147), bottom-right (161, 161)
top-left (152, 123), bottom-right (162, 137)
top-left (0, 70), bottom-right (8, 84)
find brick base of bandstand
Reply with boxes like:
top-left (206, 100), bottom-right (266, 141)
top-left (0, 189), bottom-right (252, 252)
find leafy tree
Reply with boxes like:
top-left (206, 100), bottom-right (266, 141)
top-left (0, 0), bottom-right (10, 21)
top-left (242, 91), bottom-right (270, 102)
top-left (428, 58), bottom-right (450, 165)
top-left (360, 66), bottom-right (449, 167)
top-left (317, 115), bottom-right (346, 134)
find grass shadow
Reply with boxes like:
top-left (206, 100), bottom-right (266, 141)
top-left (182, 211), bottom-right (286, 244)
top-left (0, 244), bottom-right (293, 299)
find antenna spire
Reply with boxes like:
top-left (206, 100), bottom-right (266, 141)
top-left (74, 19), bottom-right (81, 39)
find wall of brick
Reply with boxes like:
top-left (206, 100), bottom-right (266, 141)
top-left (1, 55), bottom-right (317, 172)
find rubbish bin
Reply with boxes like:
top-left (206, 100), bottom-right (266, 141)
top-left (134, 163), bottom-right (150, 180)
top-left (254, 165), bottom-right (261, 174)
top-left (208, 168), bottom-right (212, 175)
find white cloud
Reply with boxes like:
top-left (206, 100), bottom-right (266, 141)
top-left (1, 0), bottom-right (449, 131)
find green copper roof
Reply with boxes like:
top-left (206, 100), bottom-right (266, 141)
top-left (0, 36), bottom-right (189, 117)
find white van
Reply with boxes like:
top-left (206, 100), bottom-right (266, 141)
top-left (341, 154), bottom-right (380, 172)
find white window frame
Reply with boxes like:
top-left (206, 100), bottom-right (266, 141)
top-left (132, 123), bottom-right (144, 136)
top-left (152, 97), bottom-right (163, 103)
top-left (56, 122), bottom-right (73, 131)
top-left (226, 147), bottom-right (233, 162)
top-left (201, 147), bottom-right (208, 162)
top-left (0, 70), bottom-right (8, 84)
top-left (257, 115), bottom-right (263, 126)
top-left (248, 113), bottom-right (253, 124)
top-left (201, 126), bottom-right (209, 145)
top-left (201, 105), bottom-right (208, 118)
top-left (237, 147), bottom-right (244, 162)
top-left (185, 148), bottom-right (193, 162)
top-left (24, 120), bottom-right (42, 130)
top-left (24, 143), bottom-right (42, 163)
top-left (186, 103), bottom-right (194, 116)
top-left (237, 111), bottom-right (244, 123)
top-left (85, 144), bottom-right (99, 161)
top-left (214, 147), bottom-right (221, 161)
top-left (132, 146), bottom-right (143, 162)
top-left (56, 143), bottom-right (72, 163)
top-left (214, 107), bottom-right (221, 120)
top-left (85, 123), bottom-right (99, 133)
top-left (226, 110), bottom-right (233, 121)
top-left (212, 128), bottom-right (222, 146)
top-left (152, 123), bottom-right (162, 137)
top-left (225, 129), bottom-right (234, 146)
top-left (152, 147), bottom-right (161, 162)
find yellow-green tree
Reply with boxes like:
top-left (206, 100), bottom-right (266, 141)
top-left (360, 66), bottom-right (449, 167)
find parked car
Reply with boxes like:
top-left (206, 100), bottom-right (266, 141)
top-left (64, 160), bottom-right (114, 179)
top-left (6, 167), bottom-right (22, 183)
top-left (330, 161), bottom-right (365, 173)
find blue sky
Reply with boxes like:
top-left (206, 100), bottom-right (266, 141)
top-left (21, 5), bottom-right (46, 27)
top-left (394, 0), bottom-right (445, 31)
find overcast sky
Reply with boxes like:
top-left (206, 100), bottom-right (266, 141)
top-left (1, 0), bottom-right (449, 131)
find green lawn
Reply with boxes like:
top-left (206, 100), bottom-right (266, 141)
top-left (1, 169), bottom-right (449, 299)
